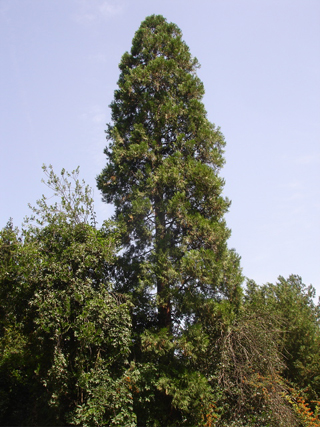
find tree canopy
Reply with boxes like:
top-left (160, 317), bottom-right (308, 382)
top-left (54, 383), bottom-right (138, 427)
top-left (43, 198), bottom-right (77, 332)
top-left (97, 14), bottom-right (243, 334)
top-left (0, 167), bottom-right (134, 426)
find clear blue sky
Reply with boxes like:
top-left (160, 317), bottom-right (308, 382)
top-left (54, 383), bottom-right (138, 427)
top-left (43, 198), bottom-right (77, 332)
top-left (1, 0), bottom-right (319, 295)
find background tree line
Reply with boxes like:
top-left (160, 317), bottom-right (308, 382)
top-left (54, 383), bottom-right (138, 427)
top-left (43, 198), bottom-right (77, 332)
top-left (1, 15), bottom-right (319, 426)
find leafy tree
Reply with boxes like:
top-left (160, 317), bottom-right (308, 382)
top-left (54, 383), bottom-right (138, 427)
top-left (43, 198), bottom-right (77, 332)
top-left (0, 220), bottom-right (35, 425)
top-left (0, 166), bottom-right (135, 426)
top-left (97, 14), bottom-right (242, 333)
top-left (199, 299), bottom-right (298, 426)
top-left (190, 278), bottom-right (320, 427)
top-left (245, 276), bottom-right (320, 410)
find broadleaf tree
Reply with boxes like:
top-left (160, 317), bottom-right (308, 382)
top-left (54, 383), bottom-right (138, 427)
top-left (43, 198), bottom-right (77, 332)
top-left (0, 167), bottom-right (135, 426)
top-left (97, 14), bottom-right (243, 334)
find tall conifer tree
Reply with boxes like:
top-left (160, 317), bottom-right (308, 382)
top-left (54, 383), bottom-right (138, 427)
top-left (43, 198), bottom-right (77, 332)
top-left (97, 15), bottom-right (242, 331)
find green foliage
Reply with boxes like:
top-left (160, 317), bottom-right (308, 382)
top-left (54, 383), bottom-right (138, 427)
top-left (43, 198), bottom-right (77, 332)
top-left (1, 15), bottom-right (319, 427)
top-left (0, 167), bottom-right (134, 426)
top-left (181, 279), bottom-right (320, 427)
top-left (129, 327), bottom-right (220, 426)
top-left (245, 275), bottom-right (320, 409)
top-left (187, 299), bottom-right (289, 426)
top-left (96, 14), bottom-right (244, 425)
top-left (97, 12), bottom-right (242, 332)
top-left (26, 164), bottom-right (97, 227)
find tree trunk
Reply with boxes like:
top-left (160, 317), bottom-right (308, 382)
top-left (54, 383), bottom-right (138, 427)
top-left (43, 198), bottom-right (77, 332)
top-left (155, 192), bottom-right (171, 330)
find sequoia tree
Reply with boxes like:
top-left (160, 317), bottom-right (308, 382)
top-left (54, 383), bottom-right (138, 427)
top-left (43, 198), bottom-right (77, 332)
top-left (97, 15), bottom-right (242, 332)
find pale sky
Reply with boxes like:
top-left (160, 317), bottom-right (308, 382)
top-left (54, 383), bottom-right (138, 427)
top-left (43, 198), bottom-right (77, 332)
top-left (1, 0), bottom-right (319, 295)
